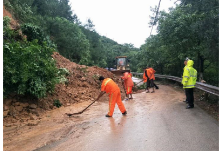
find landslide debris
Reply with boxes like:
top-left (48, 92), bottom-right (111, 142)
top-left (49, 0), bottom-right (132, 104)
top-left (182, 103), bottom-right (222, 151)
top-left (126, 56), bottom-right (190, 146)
top-left (3, 52), bottom-right (126, 126)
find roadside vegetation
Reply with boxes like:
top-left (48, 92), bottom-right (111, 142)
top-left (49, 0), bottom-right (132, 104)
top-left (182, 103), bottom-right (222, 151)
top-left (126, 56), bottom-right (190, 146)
top-left (3, 16), bottom-right (59, 98)
top-left (3, 0), bottom-right (218, 100)
top-left (138, 0), bottom-right (218, 86)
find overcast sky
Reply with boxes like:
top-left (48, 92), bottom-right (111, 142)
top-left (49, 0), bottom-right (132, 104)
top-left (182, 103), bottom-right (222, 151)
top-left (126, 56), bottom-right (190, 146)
top-left (70, 0), bottom-right (178, 48)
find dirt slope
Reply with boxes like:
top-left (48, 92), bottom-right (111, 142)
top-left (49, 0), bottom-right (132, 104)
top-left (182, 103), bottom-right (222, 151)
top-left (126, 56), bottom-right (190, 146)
top-left (3, 52), bottom-right (126, 127)
top-left (47, 52), bottom-right (125, 108)
top-left (3, 5), bottom-right (19, 29)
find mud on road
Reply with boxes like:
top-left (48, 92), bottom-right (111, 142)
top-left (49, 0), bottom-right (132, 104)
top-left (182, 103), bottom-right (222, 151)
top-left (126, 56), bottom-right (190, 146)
top-left (4, 83), bottom-right (219, 151)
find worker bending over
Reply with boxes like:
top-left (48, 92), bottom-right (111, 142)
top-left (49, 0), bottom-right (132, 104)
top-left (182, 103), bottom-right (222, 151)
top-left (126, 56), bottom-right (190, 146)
top-left (148, 67), bottom-right (159, 89)
top-left (143, 67), bottom-right (157, 93)
top-left (121, 72), bottom-right (134, 100)
top-left (95, 76), bottom-right (127, 117)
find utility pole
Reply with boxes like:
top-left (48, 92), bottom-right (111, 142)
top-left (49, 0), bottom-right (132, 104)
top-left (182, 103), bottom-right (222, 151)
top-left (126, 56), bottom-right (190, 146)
top-left (150, 0), bottom-right (162, 36)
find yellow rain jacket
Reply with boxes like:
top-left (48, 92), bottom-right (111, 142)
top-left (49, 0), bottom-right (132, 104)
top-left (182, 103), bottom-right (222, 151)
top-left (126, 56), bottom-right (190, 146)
top-left (182, 60), bottom-right (197, 88)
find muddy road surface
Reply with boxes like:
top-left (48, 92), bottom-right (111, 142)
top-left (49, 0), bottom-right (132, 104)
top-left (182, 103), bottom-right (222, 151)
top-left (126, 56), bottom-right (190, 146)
top-left (4, 83), bottom-right (219, 151)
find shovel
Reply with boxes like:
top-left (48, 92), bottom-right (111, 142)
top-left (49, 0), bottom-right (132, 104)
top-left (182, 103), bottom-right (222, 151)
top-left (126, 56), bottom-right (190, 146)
top-left (121, 81), bottom-right (127, 97)
top-left (66, 100), bottom-right (96, 117)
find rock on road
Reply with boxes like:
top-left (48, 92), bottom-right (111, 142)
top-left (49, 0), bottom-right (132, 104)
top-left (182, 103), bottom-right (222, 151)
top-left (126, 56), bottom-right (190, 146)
top-left (34, 84), bottom-right (218, 151)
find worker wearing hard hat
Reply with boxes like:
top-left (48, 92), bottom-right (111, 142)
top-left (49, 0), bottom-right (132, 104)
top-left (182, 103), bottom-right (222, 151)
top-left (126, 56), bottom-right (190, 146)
top-left (182, 59), bottom-right (197, 109)
top-left (121, 72), bottom-right (134, 100)
top-left (95, 76), bottom-right (127, 117)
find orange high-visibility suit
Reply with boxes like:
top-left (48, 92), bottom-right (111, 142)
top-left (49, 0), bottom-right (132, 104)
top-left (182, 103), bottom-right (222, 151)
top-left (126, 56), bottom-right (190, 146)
top-left (101, 78), bottom-right (126, 116)
top-left (121, 72), bottom-right (134, 94)
top-left (129, 73), bottom-right (132, 78)
top-left (148, 68), bottom-right (155, 80)
top-left (144, 68), bottom-right (156, 89)
top-left (143, 68), bottom-right (155, 80)
top-left (143, 68), bottom-right (152, 82)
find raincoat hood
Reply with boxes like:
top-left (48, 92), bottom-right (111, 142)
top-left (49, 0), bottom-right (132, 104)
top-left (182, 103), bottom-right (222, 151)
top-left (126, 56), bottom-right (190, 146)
top-left (187, 60), bottom-right (194, 67)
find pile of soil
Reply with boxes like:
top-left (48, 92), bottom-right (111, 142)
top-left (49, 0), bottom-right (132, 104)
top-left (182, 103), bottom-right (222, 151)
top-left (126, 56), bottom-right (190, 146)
top-left (3, 52), bottom-right (126, 127)
top-left (48, 52), bottom-right (126, 108)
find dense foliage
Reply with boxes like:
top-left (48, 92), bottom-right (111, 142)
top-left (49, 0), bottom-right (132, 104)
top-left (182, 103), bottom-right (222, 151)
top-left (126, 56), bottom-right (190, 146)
top-left (138, 0), bottom-right (219, 85)
top-left (3, 17), bottom-right (59, 98)
top-left (3, 0), bottom-right (218, 101)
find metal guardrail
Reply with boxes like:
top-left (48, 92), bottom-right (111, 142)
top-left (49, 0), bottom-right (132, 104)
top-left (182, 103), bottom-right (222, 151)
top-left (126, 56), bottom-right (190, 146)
top-left (132, 72), bottom-right (219, 96)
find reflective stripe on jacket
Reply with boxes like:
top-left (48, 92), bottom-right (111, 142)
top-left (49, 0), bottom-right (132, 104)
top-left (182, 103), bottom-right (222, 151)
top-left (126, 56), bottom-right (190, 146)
top-left (182, 60), bottom-right (197, 88)
top-left (121, 72), bottom-right (134, 87)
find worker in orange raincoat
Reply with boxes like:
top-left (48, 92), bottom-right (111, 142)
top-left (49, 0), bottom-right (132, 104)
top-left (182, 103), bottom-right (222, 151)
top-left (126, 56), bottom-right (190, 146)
top-left (143, 68), bottom-right (150, 92)
top-left (148, 67), bottom-right (159, 90)
top-left (143, 67), bottom-right (158, 93)
top-left (95, 76), bottom-right (127, 117)
top-left (121, 72), bottom-right (134, 100)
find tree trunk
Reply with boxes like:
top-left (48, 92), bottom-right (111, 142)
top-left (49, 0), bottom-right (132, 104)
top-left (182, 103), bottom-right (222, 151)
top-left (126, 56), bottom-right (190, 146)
top-left (198, 52), bottom-right (204, 82)
top-left (199, 72), bottom-right (203, 82)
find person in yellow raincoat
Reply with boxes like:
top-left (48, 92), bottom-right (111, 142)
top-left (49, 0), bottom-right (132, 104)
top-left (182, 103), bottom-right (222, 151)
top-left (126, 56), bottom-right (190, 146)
top-left (182, 60), bottom-right (197, 109)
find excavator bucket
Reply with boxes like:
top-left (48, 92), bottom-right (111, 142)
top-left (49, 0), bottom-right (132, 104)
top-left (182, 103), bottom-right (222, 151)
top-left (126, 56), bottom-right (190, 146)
top-left (111, 70), bottom-right (131, 77)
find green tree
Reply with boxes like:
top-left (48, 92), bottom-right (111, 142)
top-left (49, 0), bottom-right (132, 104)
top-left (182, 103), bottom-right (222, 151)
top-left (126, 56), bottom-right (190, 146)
top-left (3, 17), bottom-right (59, 98)
top-left (45, 17), bottom-right (90, 64)
top-left (32, 0), bottom-right (74, 21)
top-left (138, 0), bottom-right (218, 85)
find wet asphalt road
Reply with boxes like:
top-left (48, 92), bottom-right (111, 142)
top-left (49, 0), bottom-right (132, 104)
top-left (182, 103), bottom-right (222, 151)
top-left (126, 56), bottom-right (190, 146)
top-left (36, 78), bottom-right (219, 151)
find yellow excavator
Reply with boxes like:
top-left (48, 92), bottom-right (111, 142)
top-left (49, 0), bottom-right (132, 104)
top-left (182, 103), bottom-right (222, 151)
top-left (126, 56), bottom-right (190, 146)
top-left (111, 56), bottom-right (130, 76)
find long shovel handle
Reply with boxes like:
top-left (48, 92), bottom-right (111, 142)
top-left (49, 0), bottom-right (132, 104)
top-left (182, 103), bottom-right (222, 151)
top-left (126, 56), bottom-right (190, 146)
top-left (79, 100), bottom-right (96, 114)
top-left (121, 81), bottom-right (127, 97)
top-left (66, 100), bottom-right (96, 116)
top-left (135, 80), bottom-right (144, 86)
